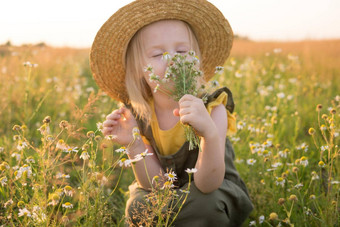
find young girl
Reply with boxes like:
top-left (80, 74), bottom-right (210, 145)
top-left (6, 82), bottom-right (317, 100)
top-left (90, 0), bottom-right (253, 226)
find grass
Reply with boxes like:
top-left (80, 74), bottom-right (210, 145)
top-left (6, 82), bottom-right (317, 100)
top-left (0, 39), bottom-right (339, 226)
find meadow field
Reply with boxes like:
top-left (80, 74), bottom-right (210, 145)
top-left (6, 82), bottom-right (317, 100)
top-left (0, 39), bottom-right (339, 226)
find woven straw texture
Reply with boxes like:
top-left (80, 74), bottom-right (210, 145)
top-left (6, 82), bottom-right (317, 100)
top-left (90, 0), bottom-right (233, 103)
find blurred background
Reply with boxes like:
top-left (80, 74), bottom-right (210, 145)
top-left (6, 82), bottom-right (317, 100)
top-left (1, 0), bottom-right (340, 47)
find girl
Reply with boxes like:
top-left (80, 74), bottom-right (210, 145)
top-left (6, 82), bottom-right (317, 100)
top-left (90, 0), bottom-right (253, 226)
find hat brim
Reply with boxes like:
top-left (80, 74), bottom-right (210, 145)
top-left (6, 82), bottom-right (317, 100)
top-left (90, 0), bottom-right (233, 103)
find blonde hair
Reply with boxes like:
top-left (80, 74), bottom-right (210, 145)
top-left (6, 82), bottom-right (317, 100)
top-left (125, 20), bottom-right (201, 125)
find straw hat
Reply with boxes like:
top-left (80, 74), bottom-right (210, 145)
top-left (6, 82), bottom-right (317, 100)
top-left (90, 0), bottom-right (233, 103)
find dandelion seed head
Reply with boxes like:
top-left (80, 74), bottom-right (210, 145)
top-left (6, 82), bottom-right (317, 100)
top-left (289, 194), bottom-right (298, 202)
top-left (269, 212), bottom-right (278, 220)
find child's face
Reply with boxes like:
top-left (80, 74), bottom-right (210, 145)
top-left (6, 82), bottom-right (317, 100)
top-left (140, 20), bottom-right (191, 91)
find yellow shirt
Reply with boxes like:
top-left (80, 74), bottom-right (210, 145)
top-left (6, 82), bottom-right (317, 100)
top-left (142, 92), bottom-right (237, 156)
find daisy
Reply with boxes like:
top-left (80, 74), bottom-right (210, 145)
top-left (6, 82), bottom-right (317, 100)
top-left (62, 202), bottom-right (73, 209)
top-left (185, 168), bottom-right (197, 174)
top-left (275, 177), bottom-right (285, 187)
top-left (80, 151), bottom-right (90, 160)
top-left (118, 158), bottom-right (132, 167)
top-left (64, 186), bottom-right (73, 197)
top-left (18, 208), bottom-right (31, 217)
top-left (247, 159), bottom-right (256, 165)
top-left (165, 171), bottom-right (177, 181)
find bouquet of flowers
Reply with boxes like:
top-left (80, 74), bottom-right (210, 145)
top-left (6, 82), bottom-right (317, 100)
top-left (145, 51), bottom-right (223, 150)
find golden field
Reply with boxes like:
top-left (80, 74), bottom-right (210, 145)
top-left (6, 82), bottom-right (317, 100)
top-left (0, 39), bottom-right (339, 226)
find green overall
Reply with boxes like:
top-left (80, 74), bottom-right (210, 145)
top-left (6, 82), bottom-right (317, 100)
top-left (125, 87), bottom-right (253, 226)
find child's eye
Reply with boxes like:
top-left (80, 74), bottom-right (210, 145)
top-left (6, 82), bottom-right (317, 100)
top-left (152, 54), bottom-right (162, 58)
top-left (176, 51), bottom-right (187, 54)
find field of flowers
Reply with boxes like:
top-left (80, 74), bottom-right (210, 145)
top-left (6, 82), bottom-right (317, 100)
top-left (0, 39), bottom-right (339, 226)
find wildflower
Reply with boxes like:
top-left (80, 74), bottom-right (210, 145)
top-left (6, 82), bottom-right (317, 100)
top-left (330, 108), bottom-right (336, 115)
top-left (237, 121), bottom-right (246, 130)
top-left (304, 207), bottom-right (312, 216)
top-left (0, 146), bottom-right (4, 153)
top-left (115, 146), bottom-right (128, 154)
top-left (185, 168), bottom-right (197, 174)
top-left (278, 198), bottom-right (285, 205)
top-left (235, 70), bottom-right (243, 78)
top-left (105, 134), bottom-right (118, 140)
top-left (87, 131), bottom-right (95, 138)
top-left (179, 189), bottom-right (190, 194)
top-left (259, 215), bottom-right (265, 224)
top-left (154, 83), bottom-right (160, 93)
top-left (294, 183), bottom-right (303, 189)
top-left (275, 177), bottom-right (285, 187)
top-left (59, 120), bottom-right (69, 129)
top-left (32, 210), bottom-right (47, 224)
top-left (12, 125), bottom-right (21, 131)
top-left (320, 124), bottom-right (327, 131)
top-left (309, 194), bottom-right (316, 200)
top-left (273, 48), bottom-right (282, 54)
top-left (249, 221), bottom-right (256, 226)
top-left (144, 64), bottom-right (153, 72)
top-left (308, 128), bottom-right (315, 135)
top-left (318, 160), bottom-right (326, 168)
top-left (37, 124), bottom-right (50, 135)
top-left (300, 156), bottom-right (308, 167)
top-left (56, 172), bottom-right (70, 179)
top-left (4, 199), bottom-right (13, 208)
top-left (269, 212), bottom-right (278, 220)
top-left (278, 149), bottom-right (289, 158)
top-left (64, 146), bottom-right (78, 153)
top-left (56, 139), bottom-right (68, 150)
top-left (134, 149), bottom-right (153, 160)
top-left (80, 151), bottom-right (90, 160)
top-left (235, 158), bottom-right (244, 164)
top-left (292, 167), bottom-right (299, 173)
top-left (161, 181), bottom-right (175, 189)
top-left (331, 180), bottom-right (340, 185)
top-left (311, 171), bottom-right (319, 180)
top-left (18, 208), bottom-right (31, 217)
top-left (26, 156), bottom-right (35, 163)
top-left (17, 140), bottom-right (28, 151)
top-left (271, 162), bottom-right (282, 168)
top-left (247, 159), bottom-right (256, 165)
top-left (96, 122), bottom-right (104, 133)
top-left (289, 194), bottom-right (298, 202)
top-left (0, 162), bottom-right (10, 170)
top-left (62, 202), bottom-right (73, 209)
top-left (118, 158), bottom-right (131, 167)
top-left (149, 72), bottom-right (160, 83)
top-left (162, 52), bottom-right (171, 61)
top-left (46, 135), bottom-right (54, 141)
top-left (64, 186), bottom-right (73, 197)
top-left (23, 61), bottom-right (38, 67)
top-left (16, 164), bottom-right (32, 179)
top-left (321, 145), bottom-right (329, 151)
top-left (0, 176), bottom-right (8, 186)
top-left (165, 171), bottom-right (177, 181)
top-left (316, 104), bottom-right (323, 111)
top-left (277, 92), bottom-right (285, 99)
top-left (132, 127), bottom-right (141, 140)
top-left (215, 66), bottom-right (224, 74)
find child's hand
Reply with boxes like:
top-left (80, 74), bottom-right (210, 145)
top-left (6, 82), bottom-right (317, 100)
top-left (174, 94), bottom-right (216, 138)
top-left (102, 107), bottom-right (138, 146)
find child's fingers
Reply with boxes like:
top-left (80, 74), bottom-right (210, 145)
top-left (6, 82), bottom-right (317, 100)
top-left (173, 108), bottom-right (180, 116)
top-left (103, 120), bottom-right (118, 127)
top-left (106, 111), bottom-right (121, 121)
top-left (102, 127), bottom-right (113, 136)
